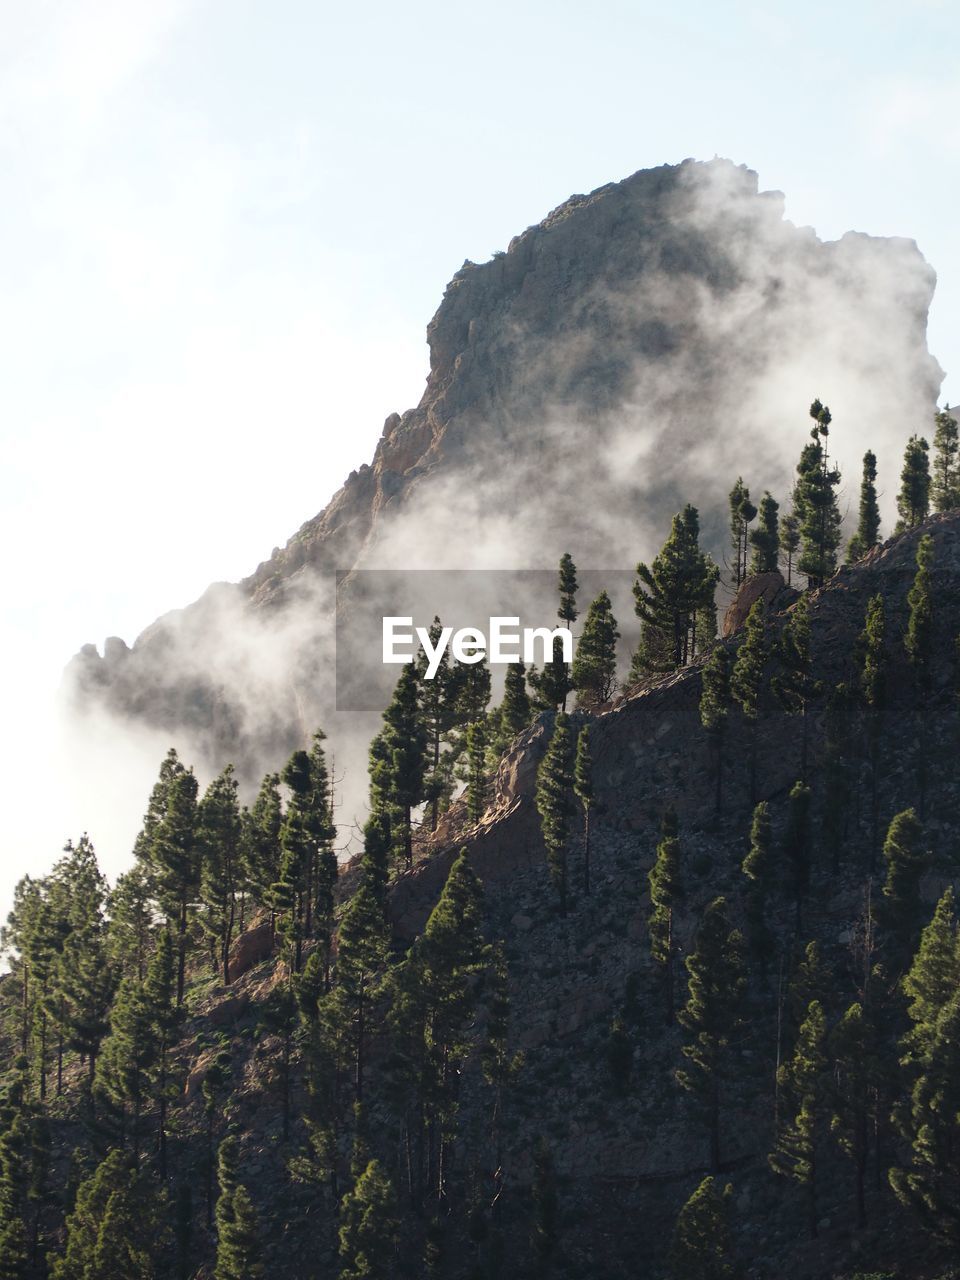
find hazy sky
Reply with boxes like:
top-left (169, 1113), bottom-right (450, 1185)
top-left (0, 0), bottom-right (957, 904)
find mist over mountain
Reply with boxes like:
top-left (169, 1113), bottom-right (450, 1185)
top-left (65, 157), bottom-right (943, 828)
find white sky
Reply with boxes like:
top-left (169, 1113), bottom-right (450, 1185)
top-left (0, 0), bottom-right (957, 909)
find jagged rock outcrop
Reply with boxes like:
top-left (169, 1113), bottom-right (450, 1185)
top-left (65, 158), bottom-right (943, 794)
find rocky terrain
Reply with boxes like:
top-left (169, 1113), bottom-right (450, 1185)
top-left (76, 511), bottom-right (960, 1280)
top-left (64, 158), bottom-right (944, 798)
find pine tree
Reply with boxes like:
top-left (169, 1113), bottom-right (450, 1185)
top-left (338, 1159), bottom-right (398, 1280)
top-left (308, 731), bottom-right (339, 985)
top-left (728, 478), bottom-right (757, 588)
top-left (730, 600), bottom-right (767, 805)
top-left (56, 836), bottom-right (116, 1090)
top-left (890, 988), bottom-right (960, 1243)
top-left (572, 591), bottom-right (619, 708)
top-left (783, 781), bottom-right (813, 932)
top-left (407, 849), bottom-right (487, 1200)
top-left (107, 867), bottom-right (153, 984)
top-left (677, 898), bottom-right (745, 1172)
top-left (51, 1148), bottom-right (170, 1280)
top-left (96, 974), bottom-right (159, 1159)
top-left (382, 664), bottom-right (428, 871)
top-left (150, 764), bottom-right (200, 1005)
top-left (416, 616), bottom-right (462, 830)
top-left (905, 533), bottom-right (935, 817)
top-left (213, 1137), bottom-right (263, 1280)
top-left (900, 887), bottom-right (959, 1069)
top-left (241, 772), bottom-right (283, 916)
top-left (649, 809), bottom-right (683, 1024)
top-left (829, 1002), bottom-right (874, 1227)
top-left (573, 727), bottom-right (593, 895)
top-left (931, 409), bottom-right (960, 512)
top-left (668, 1176), bottom-right (737, 1280)
top-left (465, 720), bottom-right (489, 823)
top-left (558, 552), bottom-right (578, 627)
top-left (855, 594), bottom-right (887, 868)
top-left (199, 766), bottom-right (241, 984)
top-left (97, 927), bottom-right (177, 1170)
top-left (499, 661), bottom-right (532, 741)
top-left (771, 999), bottom-right (827, 1238)
top-left (531, 636), bottom-right (571, 713)
top-left (772, 597), bottom-right (820, 781)
top-left (633, 506), bottom-right (719, 674)
top-left (881, 809), bottom-right (929, 969)
top-left (749, 491), bottom-right (780, 575)
top-left (535, 713), bottom-right (575, 915)
top-left (896, 435), bottom-right (931, 531)
top-left (796, 401), bottom-right (841, 588)
top-left (779, 510), bottom-right (800, 587)
top-left (700, 645), bottom-right (732, 814)
top-left (741, 802), bottom-right (774, 978)
top-left (336, 883), bottom-right (389, 1102)
top-left (846, 450), bottom-right (881, 562)
top-left (0, 1098), bottom-right (31, 1279)
top-left (271, 758), bottom-right (312, 975)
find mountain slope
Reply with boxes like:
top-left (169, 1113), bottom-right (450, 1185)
top-left (65, 158), bottom-right (943, 799)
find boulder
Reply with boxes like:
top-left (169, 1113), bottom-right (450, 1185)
top-left (722, 571), bottom-right (788, 637)
top-left (228, 921), bottom-right (274, 980)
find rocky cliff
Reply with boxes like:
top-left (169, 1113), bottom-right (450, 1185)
top-left (65, 158), bottom-right (943, 793)
top-left (82, 512), bottom-right (960, 1280)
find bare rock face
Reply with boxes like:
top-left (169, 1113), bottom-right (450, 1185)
top-left (721, 570), bottom-right (791, 636)
top-left (65, 158), bottom-right (943, 785)
top-left (228, 921), bottom-right (274, 981)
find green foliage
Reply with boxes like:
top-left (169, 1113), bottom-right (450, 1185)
top-left (573, 726), bottom-right (593, 895)
top-left (700, 645), bottom-right (731, 813)
top-left (380, 664), bottom-right (428, 872)
top-left (669, 1176), bottom-right (737, 1280)
top-left (677, 898), bottom-right (745, 1171)
top-left (338, 1159), bottom-right (398, 1280)
top-left (779, 510), bottom-right (801, 586)
top-left (900, 888), bottom-right (959, 1069)
top-left (416, 616), bottom-right (463, 830)
top-left (772, 597), bottom-right (821, 780)
top-left (881, 809), bottom-right (929, 964)
top-left (214, 1137), bottom-right (263, 1280)
top-left (932, 410), bottom-right (960, 512)
top-left (829, 1002), bottom-right (875, 1226)
top-left (729, 477), bottom-right (757, 587)
top-left (572, 590), bottom-right (620, 707)
top-left (499, 661), bottom-right (532, 741)
top-left (749, 491), bottom-right (779, 575)
top-left (890, 989), bottom-right (960, 1242)
top-left (536, 713), bottom-right (575, 914)
top-left (771, 1000), bottom-right (826, 1235)
top-left (741, 802), bottom-right (773, 974)
top-left (795, 401), bottom-right (841, 587)
top-left (896, 435), bottom-right (931, 531)
top-left (198, 765), bottom-right (242, 983)
top-left (905, 534), bottom-right (934, 683)
top-left (50, 1148), bottom-right (170, 1280)
top-left (731, 602), bottom-right (767, 803)
top-left (633, 505), bottom-right (719, 675)
top-left (847, 450), bottom-right (881, 562)
top-left (465, 720), bottom-right (490, 823)
top-left (558, 552), bottom-right (579, 626)
top-left (649, 809), bottom-right (683, 1023)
